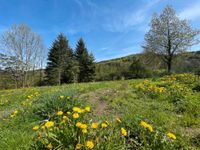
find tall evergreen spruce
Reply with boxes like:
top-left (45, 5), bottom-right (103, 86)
top-left (45, 33), bottom-right (73, 85)
top-left (74, 38), bottom-right (95, 82)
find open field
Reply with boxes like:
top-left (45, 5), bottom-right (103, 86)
top-left (0, 74), bottom-right (200, 149)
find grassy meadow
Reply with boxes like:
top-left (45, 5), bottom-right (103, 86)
top-left (0, 73), bottom-right (200, 150)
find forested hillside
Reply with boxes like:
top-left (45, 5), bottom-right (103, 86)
top-left (1, 51), bottom-right (200, 90)
top-left (95, 51), bottom-right (200, 81)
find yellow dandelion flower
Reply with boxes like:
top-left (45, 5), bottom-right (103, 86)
top-left (121, 128), bottom-right (127, 136)
top-left (79, 109), bottom-right (85, 113)
top-left (67, 111), bottom-right (71, 115)
top-left (45, 121), bottom-right (54, 128)
top-left (86, 140), bottom-right (94, 149)
top-left (47, 143), bottom-right (53, 149)
top-left (82, 129), bottom-right (88, 133)
top-left (167, 132), bottom-right (176, 140)
top-left (73, 107), bottom-right (81, 113)
top-left (147, 124), bottom-right (153, 132)
top-left (57, 111), bottom-right (63, 116)
top-left (63, 115), bottom-right (68, 120)
top-left (85, 106), bottom-right (91, 112)
top-left (76, 143), bottom-right (82, 149)
top-left (140, 121), bottom-right (153, 132)
top-left (32, 125), bottom-right (40, 131)
top-left (73, 113), bottom-right (79, 119)
top-left (80, 124), bottom-right (87, 129)
top-left (140, 121), bottom-right (148, 129)
top-left (101, 123), bottom-right (108, 128)
top-left (91, 123), bottom-right (98, 129)
top-left (76, 122), bottom-right (82, 128)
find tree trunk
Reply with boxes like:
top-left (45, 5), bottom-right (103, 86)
top-left (58, 69), bottom-right (61, 85)
top-left (39, 69), bottom-right (42, 86)
top-left (32, 69), bottom-right (35, 86)
top-left (167, 59), bottom-right (172, 74)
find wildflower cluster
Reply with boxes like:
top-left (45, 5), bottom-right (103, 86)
top-left (161, 73), bottom-right (198, 85)
top-left (135, 80), bottom-right (167, 97)
top-left (135, 74), bottom-right (199, 102)
top-left (139, 121), bottom-right (176, 140)
top-left (122, 120), bottom-right (179, 149)
top-left (32, 106), bottom-right (129, 149)
top-left (32, 102), bottom-right (178, 149)
top-left (21, 92), bottom-right (39, 107)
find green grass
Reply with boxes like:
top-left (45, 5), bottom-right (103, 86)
top-left (0, 75), bottom-right (200, 149)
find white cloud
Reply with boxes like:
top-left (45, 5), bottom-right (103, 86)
top-left (179, 1), bottom-right (200, 20)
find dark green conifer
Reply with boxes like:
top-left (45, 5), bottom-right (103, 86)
top-left (74, 38), bottom-right (95, 82)
top-left (45, 33), bottom-right (73, 85)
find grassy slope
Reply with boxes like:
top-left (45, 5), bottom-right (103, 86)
top-left (0, 79), bottom-right (200, 149)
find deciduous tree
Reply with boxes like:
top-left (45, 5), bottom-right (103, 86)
top-left (143, 6), bottom-right (199, 73)
top-left (0, 24), bottom-right (45, 87)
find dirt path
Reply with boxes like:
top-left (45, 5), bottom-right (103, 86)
top-left (79, 88), bottom-right (118, 116)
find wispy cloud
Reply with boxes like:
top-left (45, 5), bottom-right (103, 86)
top-left (73, 0), bottom-right (161, 33)
top-left (104, 0), bottom-right (161, 32)
top-left (179, 0), bottom-right (200, 20)
top-left (104, 10), bottom-right (145, 32)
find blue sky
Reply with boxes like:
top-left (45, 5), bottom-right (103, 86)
top-left (0, 0), bottom-right (200, 61)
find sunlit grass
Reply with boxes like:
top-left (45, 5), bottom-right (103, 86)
top-left (0, 74), bottom-right (200, 149)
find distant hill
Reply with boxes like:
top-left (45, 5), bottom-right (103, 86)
top-left (95, 51), bottom-right (200, 81)
top-left (97, 51), bottom-right (200, 66)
